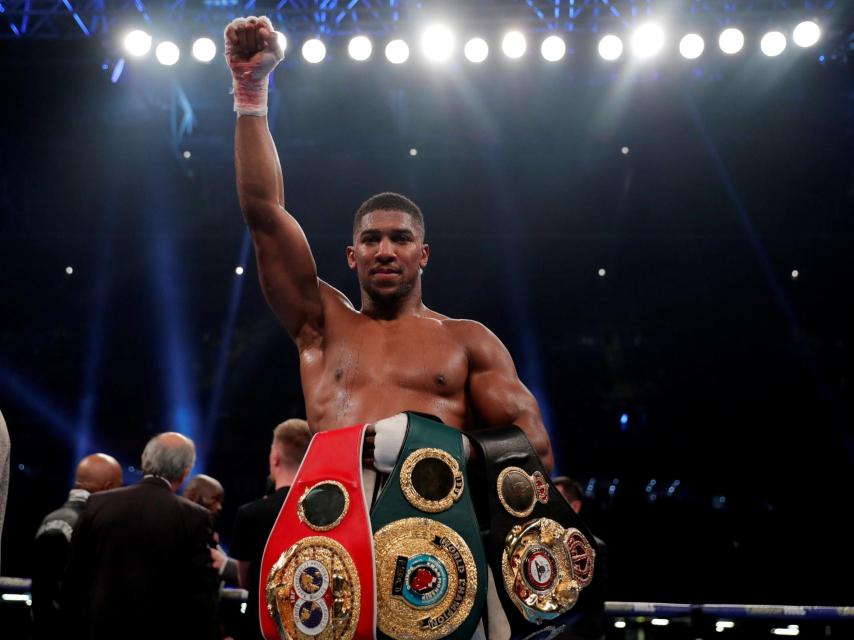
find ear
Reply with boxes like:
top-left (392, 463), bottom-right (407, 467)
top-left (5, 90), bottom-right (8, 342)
top-left (346, 245), bottom-right (356, 270)
top-left (420, 243), bottom-right (430, 269)
top-left (270, 446), bottom-right (282, 468)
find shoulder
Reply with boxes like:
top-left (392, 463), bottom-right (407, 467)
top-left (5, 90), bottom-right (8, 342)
top-left (176, 493), bottom-right (213, 520)
top-left (319, 280), bottom-right (355, 311)
top-left (36, 509), bottom-right (76, 541)
top-left (441, 318), bottom-right (508, 358)
top-left (236, 489), bottom-right (289, 521)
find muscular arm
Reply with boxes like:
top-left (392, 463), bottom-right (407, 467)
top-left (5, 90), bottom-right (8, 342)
top-left (229, 20), bottom-right (325, 347)
top-left (235, 115), bottom-right (324, 346)
top-left (463, 322), bottom-right (555, 472)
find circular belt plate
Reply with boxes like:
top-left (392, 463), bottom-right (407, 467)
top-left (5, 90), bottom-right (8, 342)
top-left (374, 517), bottom-right (478, 640)
top-left (501, 518), bottom-right (595, 624)
top-left (297, 480), bottom-right (350, 532)
top-left (266, 537), bottom-right (360, 640)
top-left (400, 448), bottom-right (464, 513)
top-left (496, 467), bottom-right (537, 518)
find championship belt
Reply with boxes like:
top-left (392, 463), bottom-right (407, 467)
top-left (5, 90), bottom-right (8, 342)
top-left (466, 427), bottom-right (598, 636)
top-left (370, 413), bottom-right (487, 640)
top-left (260, 425), bottom-right (375, 640)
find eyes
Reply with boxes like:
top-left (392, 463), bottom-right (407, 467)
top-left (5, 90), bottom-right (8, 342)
top-left (360, 232), bottom-right (414, 245)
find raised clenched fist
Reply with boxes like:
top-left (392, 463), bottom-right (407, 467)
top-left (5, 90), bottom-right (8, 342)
top-left (223, 16), bottom-right (284, 116)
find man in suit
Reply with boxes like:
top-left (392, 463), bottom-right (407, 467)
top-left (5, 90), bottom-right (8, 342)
top-left (230, 418), bottom-right (310, 640)
top-left (31, 453), bottom-right (123, 639)
top-left (64, 432), bottom-right (218, 640)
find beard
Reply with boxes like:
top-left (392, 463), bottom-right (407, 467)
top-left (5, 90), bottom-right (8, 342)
top-left (363, 278), bottom-right (415, 306)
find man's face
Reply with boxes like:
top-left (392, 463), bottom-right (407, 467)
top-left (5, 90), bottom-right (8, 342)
top-left (200, 488), bottom-right (224, 517)
top-left (347, 210), bottom-right (429, 303)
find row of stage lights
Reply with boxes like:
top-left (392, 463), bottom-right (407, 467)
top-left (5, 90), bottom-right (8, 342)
top-left (123, 20), bottom-right (822, 67)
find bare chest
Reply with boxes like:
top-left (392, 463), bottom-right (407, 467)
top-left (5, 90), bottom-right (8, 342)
top-left (300, 318), bottom-right (470, 426)
top-left (327, 321), bottom-right (466, 392)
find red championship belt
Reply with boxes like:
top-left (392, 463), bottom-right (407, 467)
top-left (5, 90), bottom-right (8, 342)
top-left (259, 424), bottom-right (375, 640)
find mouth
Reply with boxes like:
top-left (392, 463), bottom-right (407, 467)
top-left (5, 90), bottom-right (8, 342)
top-left (370, 268), bottom-right (402, 276)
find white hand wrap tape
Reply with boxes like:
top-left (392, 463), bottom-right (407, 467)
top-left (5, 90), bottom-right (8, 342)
top-left (224, 16), bottom-right (284, 116)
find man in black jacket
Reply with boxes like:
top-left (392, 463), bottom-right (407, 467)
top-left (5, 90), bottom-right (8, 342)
top-left (64, 432), bottom-right (218, 640)
top-left (31, 453), bottom-right (122, 639)
top-left (231, 418), bottom-right (310, 640)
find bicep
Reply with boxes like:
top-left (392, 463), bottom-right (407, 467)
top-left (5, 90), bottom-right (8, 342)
top-left (250, 206), bottom-right (324, 344)
top-left (467, 328), bottom-right (554, 472)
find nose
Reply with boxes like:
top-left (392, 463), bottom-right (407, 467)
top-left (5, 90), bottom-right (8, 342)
top-left (377, 236), bottom-right (395, 259)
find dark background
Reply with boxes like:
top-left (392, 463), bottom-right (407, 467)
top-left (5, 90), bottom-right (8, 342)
top-left (2, 24), bottom-right (853, 606)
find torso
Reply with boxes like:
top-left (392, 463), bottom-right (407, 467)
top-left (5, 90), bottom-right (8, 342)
top-left (299, 290), bottom-right (473, 431)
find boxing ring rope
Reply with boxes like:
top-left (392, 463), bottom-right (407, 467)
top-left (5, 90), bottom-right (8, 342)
top-left (605, 601), bottom-right (854, 619)
top-left (3, 576), bottom-right (851, 623)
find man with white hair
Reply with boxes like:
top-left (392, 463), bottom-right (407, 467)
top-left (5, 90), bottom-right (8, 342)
top-left (64, 432), bottom-right (218, 640)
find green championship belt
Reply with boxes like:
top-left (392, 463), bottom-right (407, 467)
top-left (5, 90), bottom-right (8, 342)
top-left (371, 413), bottom-right (487, 640)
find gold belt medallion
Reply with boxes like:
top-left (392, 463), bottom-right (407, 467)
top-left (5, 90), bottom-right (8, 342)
top-left (400, 448), bottom-right (464, 513)
top-left (266, 537), bottom-right (360, 640)
top-left (501, 518), bottom-right (596, 624)
top-left (374, 517), bottom-right (477, 639)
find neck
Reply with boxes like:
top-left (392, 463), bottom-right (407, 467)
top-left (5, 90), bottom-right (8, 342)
top-left (360, 281), bottom-right (425, 320)
top-left (273, 466), bottom-right (299, 490)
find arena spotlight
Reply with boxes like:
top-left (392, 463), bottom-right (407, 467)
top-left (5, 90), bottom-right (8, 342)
top-left (598, 35), bottom-right (624, 61)
top-left (502, 31), bottom-right (527, 59)
top-left (385, 39), bottom-right (410, 64)
top-left (679, 33), bottom-right (705, 59)
top-left (155, 41), bottom-right (180, 66)
top-left (463, 37), bottom-right (489, 63)
top-left (191, 37), bottom-right (216, 63)
top-left (719, 28), bottom-right (745, 54)
top-left (760, 31), bottom-right (787, 57)
top-left (793, 21), bottom-right (820, 48)
top-left (276, 32), bottom-right (288, 54)
top-left (421, 24), bottom-right (455, 62)
top-left (631, 22), bottom-right (665, 59)
top-left (541, 35), bottom-right (566, 62)
top-left (124, 30), bottom-right (152, 57)
top-left (302, 38), bottom-right (326, 64)
top-left (348, 35), bottom-right (372, 61)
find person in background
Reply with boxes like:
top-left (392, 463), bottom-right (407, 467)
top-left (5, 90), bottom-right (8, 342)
top-left (184, 474), bottom-right (239, 586)
top-left (31, 453), bottom-right (123, 639)
top-left (230, 419), bottom-right (310, 640)
top-left (64, 432), bottom-right (218, 640)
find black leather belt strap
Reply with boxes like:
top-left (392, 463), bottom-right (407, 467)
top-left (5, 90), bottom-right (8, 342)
top-left (467, 426), bottom-right (601, 638)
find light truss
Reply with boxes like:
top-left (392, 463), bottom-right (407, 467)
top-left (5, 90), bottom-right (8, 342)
top-left (0, 0), bottom-right (843, 40)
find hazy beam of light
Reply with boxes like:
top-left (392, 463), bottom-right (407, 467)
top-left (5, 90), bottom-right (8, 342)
top-left (151, 231), bottom-right (201, 467)
top-left (0, 367), bottom-right (76, 443)
top-left (446, 69), bottom-right (559, 470)
top-left (146, 161), bottom-right (202, 470)
top-left (199, 231), bottom-right (251, 469)
top-left (73, 221), bottom-right (113, 478)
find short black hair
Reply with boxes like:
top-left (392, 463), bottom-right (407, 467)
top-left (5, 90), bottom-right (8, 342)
top-left (353, 192), bottom-right (425, 239)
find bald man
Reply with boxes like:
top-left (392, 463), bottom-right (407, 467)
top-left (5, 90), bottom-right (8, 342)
top-left (31, 453), bottom-right (123, 639)
top-left (183, 474), bottom-right (238, 585)
top-left (64, 433), bottom-right (219, 640)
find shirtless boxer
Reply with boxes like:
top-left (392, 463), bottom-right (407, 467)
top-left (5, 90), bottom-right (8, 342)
top-left (225, 16), bottom-right (554, 473)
